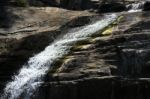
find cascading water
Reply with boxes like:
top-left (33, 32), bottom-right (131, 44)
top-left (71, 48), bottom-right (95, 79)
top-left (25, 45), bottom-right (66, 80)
top-left (0, 14), bottom-right (118, 99)
top-left (127, 1), bottom-right (145, 12)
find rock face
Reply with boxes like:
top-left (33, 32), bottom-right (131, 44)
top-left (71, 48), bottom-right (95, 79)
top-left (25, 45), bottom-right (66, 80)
top-left (0, 7), bottom-right (93, 93)
top-left (143, 1), bottom-right (150, 11)
top-left (38, 77), bottom-right (150, 99)
top-left (1, 4), bottom-right (150, 99)
top-left (2, 0), bottom-right (148, 12)
top-left (32, 11), bottom-right (150, 99)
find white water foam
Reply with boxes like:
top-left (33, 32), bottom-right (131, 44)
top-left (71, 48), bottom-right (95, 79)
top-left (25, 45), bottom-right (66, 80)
top-left (127, 1), bottom-right (145, 12)
top-left (1, 14), bottom-right (117, 99)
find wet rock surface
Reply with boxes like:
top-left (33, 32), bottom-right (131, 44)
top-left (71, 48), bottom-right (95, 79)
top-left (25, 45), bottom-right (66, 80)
top-left (0, 2), bottom-right (150, 99)
top-left (36, 11), bottom-right (150, 99)
top-left (0, 7), bottom-right (93, 93)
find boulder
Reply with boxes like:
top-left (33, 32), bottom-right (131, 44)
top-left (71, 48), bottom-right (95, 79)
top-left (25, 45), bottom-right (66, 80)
top-left (143, 1), bottom-right (150, 11)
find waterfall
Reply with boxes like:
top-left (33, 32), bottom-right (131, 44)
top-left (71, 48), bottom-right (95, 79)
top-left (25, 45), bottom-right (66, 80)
top-left (127, 1), bottom-right (145, 12)
top-left (0, 14), bottom-right (118, 99)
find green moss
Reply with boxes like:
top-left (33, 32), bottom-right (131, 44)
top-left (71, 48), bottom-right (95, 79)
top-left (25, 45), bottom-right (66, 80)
top-left (102, 26), bottom-right (114, 36)
top-left (117, 16), bottom-right (124, 22)
top-left (48, 56), bottom-right (75, 73)
top-left (48, 15), bottom-right (124, 74)
top-left (0, 43), bottom-right (9, 54)
top-left (49, 59), bottom-right (65, 73)
top-left (71, 44), bottom-right (92, 51)
top-left (91, 15), bottom-right (124, 37)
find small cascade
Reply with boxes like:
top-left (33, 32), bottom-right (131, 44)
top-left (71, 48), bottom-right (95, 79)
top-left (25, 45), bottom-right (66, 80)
top-left (0, 14), bottom-right (118, 99)
top-left (127, 1), bottom-right (145, 12)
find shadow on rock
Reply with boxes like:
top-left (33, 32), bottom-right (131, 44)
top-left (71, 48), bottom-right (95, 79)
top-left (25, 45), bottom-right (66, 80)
top-left (0, 6), bottom-right (19, 28)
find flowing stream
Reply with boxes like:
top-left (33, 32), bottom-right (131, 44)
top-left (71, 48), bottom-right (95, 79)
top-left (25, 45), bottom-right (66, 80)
top-left (127, 1), bottom-right (145, 12)
top-left (1, 14), bottom-right (118, 99)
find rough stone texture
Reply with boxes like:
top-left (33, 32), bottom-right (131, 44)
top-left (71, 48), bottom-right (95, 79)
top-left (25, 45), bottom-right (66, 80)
top-left (0, 3), bottom-right (150, 99)
top-left (2, 0), bottom-right (146, 11)
top-left (0, 7), bottom-right (93, 92)
top-left (35, 11), bottom-right (150, 99)
top-left (0, 7), bottom-right (92, 36)
top-left (39, 77), bottom-right (150, 99)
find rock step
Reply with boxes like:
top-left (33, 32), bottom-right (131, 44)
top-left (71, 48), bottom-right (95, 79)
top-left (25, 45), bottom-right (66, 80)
top-left (94, 45), bottom-right (116, 52)
top-left (115, 32), bottom-right (150, 41)
top-left (118, 40), bottom-right (150, 49)
top-left (124, 29), bottom-right (150, 34)
top-left (97, 53), bottom-right (118, 62)
top-left (104, 60), bottom-right (118, 66)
